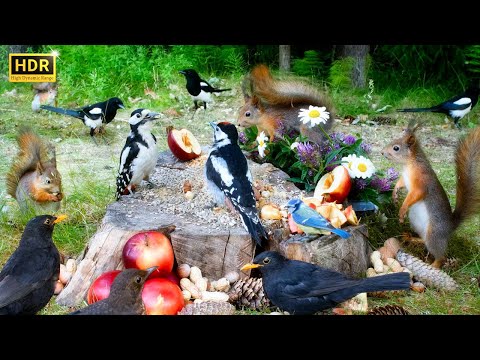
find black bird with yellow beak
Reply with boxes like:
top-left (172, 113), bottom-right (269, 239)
top-left (0, 214), bottom-right (67, 315)
top-left (242, 251), bottom-right (411, 315)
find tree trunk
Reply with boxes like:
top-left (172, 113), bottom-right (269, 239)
top-left (336, 45), bottom-right (370, 88)
top-left (279, 45), bottom-right (291, 72)
top-left (8, 45), bottom-right (29, 53)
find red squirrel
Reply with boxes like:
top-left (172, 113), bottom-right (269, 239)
top-left (6, 128), bottom-right (63, 214)
top-left (237, 64), bottom-right (336, 144)
top-left (382, 123), bottom-right (480, 268)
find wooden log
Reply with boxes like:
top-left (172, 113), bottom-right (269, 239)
top-left (279, 224), bottom-right (372, 277)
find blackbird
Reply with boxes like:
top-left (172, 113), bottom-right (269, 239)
top-left (0, 214), bottom-right (67, 315)
top-left (69, 267), bottom-right (157, 315)
top-left (241, 251), bottom-right (411, 315)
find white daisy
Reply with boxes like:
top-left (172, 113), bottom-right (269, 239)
top-left (341, 154), bottom-right (357, 178)
top-left (256, 131), bottom-right (269, 158)
top-left (351, 155), bottom-right (376, 179)
top-left (298, 105), bottom-right (330, 128)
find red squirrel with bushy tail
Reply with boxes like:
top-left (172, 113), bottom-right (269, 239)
top-left (237, 64), bottom-right (336, 144)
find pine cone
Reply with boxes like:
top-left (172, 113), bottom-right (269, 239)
top-left (396, 250), bottom-right (458, 291)
top-left (368, 305), bottom-right (410, 315)
top-left (177, 301), bottom-right (236, 315)
top-left (228, 277), bottom-right (271, 310)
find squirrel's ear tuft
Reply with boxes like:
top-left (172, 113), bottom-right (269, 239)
top-left (251, 95), bottom-right (263, 110)
top-left (407, 119), bottom-right (419, 132)
top-left (406, 134), bottom-right (416, 147)
top-left (36, 161), bottom-right (44, 175)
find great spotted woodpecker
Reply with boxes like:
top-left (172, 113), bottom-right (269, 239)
top-left (115, 109), bottom-right (160, 200)
top-left (205, 121), bottom-right (267, 247)
top-left (40, 97), bottom-right (125, 143)
top-left (397, 85), bottom-right (480, 128)
top-left (179, 69), bottom-right (231, 110)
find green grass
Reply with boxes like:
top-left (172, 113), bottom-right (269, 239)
top-left (1, 64), bottom-right (479, 315)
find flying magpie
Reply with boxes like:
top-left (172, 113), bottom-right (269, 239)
top-left (40, 97), bottom-right (125, 143)
top-left (179, 69), bottom-right (231, 110)
top-left (397, 85), bottom-right (480, 128)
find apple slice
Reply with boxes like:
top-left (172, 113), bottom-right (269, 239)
top-left (314, 165), bottom-right (352, 203)
top-left (167, 126), bottom-right (202, 161)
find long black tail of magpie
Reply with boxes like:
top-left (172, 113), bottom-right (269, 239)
top-left (210, 88), bottom-right (231, 93)
top-left (397, 105), bottom-right (442, 113)
top-left (40, 105), bottom-right (84, 120)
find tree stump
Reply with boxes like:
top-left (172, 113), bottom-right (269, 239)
top-left (279, 224), bottom-right (371, 277)
top-left (56, 149), bottom-right (302, 307)
top-left (56, 148), bottom-right (371, 307)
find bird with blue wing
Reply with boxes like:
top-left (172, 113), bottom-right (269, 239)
top-left (285, 198), bottom-right (351, 240)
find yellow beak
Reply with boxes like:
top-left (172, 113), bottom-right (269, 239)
top-left (53, 214), bottom-right (68, 224)
top-left (241, 263), bottom-right (262, 271)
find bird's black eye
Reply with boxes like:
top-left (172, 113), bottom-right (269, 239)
top-left (245, 111), bottom-right (251, 117)
top-left (393, 145), bottom-right (400, 151)
top-left (135, 276), bottom-right (142, 284)
top-left (44, 219), bottom-right (51, 225)
top-left (263, 257), bottom-right (270, 264)
top-left (45, 179), bottom-right (51, 184)
top-left (136, 113), bottom-right (141, 118)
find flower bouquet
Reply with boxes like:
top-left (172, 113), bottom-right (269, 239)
top-left (239, 105), bottom-right (398, 209)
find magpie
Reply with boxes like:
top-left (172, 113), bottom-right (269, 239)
top-left (116, 109), bottom-right (160, 200)
top-left (397, 85), bottom-right (480, 128)
top-left (179, 69), bottom-right (231, 110)
top-left (40, 97), bottom-right (125, 143)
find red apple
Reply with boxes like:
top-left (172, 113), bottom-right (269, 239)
top-left (148, 270), bottom-right (181, 286)
top-left (87, 270), bottom-right (121, 304)
top-left (167, 126), bottom-right (202, 161)
top-left (141, 278), bottom-right (185, 315)
top-left (313, 165), bottom-right (352, 203)
top-left (123, 231), bottom-right (175, 273)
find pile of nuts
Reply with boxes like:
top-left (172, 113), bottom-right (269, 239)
top-left (366, 238), bottom-right (425, 295)
top-left (55, 258), bottom-right (77, 295)
top-left (176, 264), bottom-right (240, 304)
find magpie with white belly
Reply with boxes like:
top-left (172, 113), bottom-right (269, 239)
top-left (40, 97), bottom-right (125, 143)
top-left (179, 69), bottom-right (231, 110)
top-left (115, 109), bottom-right (160, 200)
top-left (397, 85), bottom-right (480, 128)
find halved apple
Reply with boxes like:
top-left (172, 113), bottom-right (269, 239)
top-left (314, 165), bottom-right (352, 203)
top-left (167, 126), bottom-right (202, 161)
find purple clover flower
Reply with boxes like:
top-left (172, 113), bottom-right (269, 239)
top-left (238, 131), bottom-right (247, 144)
top-left (386, 167), bottom-right (399, 181)
top-left (330, 132), bottom-right (345, 142)
top-left (353, 178), bottom-right (368, 191)
top-left (370, 176), bottom-right (392, 192)
top-left (343, 135), bottom-right (356, 145)
top-left (296, 142), bottom-right (321, 168)
top-left (361, 142), bottom-right (372, 153)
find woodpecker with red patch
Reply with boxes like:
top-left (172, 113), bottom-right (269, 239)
top-left (116, 109), bottom-right (160, 200)
top-left (205, 121), bottom-right (268, 247)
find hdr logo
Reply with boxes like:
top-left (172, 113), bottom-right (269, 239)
top-left (9, 54), bottom-right (56, 82)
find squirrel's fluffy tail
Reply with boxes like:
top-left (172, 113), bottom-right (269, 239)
top-left (246, 64), bottom-right (335, 112)
top-left (452, 126), bottom-right (480, 227)
top-left (6, 128), bottom-right (46, 198)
